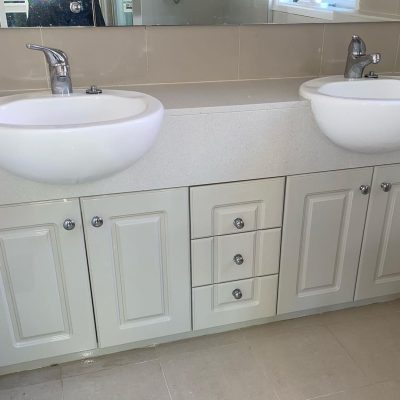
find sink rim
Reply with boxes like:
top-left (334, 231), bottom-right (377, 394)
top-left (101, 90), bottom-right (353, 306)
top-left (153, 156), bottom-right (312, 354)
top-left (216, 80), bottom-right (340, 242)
top-left (300, 75), bottom-right (400, 102)
top-left (0, 89), bottom-right (163, 130)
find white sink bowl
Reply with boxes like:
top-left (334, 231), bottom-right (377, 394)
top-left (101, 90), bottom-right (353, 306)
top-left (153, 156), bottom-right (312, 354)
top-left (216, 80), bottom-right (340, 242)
top-left (0, 90), bottom-right (164, 184)
top-left (300, 76), bottom-right (400, 153)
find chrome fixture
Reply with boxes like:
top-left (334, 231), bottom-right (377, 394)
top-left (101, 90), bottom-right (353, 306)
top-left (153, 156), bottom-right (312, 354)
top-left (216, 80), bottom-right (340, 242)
top-left (86, 85), bottom-right (103, 95)
top-left (359, 185), bottom-right (371, 195)
top-left (381, 182), bottom-right (392, 192)
top-left (344, 35), bottom-right (381, 79)
top-left (233, 217), bottom-right (245, 230)
top-left (365, 71), bottom-right (379, 79)
top-left (233, 254), bottom-right (244, 265)
top-left (69, 1), bottom-right (83, 13)
top-left (232, 289), bottom-right (243, 300)
top-left (91, 216), bottom-right (104, 227)
top-left (26, 44), bottom-right (73, 95)
top-left (63, 218), bottom-right (76, 230)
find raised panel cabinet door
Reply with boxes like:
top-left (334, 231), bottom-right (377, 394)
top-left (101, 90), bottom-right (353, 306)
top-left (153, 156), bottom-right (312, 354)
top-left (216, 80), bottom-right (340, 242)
top-left (81, 188), bottom-right (191, 348)
top-left (278, 168), bottom-right (373, 314)
top-left (0, 200), bottom-right (96, 367)
top-left (356, 164), bottom-right (400, 300)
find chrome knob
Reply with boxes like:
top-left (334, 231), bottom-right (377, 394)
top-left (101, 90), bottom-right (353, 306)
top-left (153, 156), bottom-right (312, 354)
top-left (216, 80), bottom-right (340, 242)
top-left (359, 185), bottom-right (371, 195)
top-left (233, 254), bottom-right (244, 265)
top-left (232, 289), bottom-right (243, 300)
top-left (91, 216), bottom-right (103, 228)
top-left (233, 218), bottom-right (244, 230)
top-left (381, 182), bottom-right (392, 192)
top-left (63, 218), bottom-right (76, 231)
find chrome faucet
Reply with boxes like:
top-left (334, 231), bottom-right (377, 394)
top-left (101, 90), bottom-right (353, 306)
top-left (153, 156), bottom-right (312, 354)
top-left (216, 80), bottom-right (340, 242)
top-left (26, 44), bottom-right (73, 95)
top-left (344, 35), bottom-right (381, 79)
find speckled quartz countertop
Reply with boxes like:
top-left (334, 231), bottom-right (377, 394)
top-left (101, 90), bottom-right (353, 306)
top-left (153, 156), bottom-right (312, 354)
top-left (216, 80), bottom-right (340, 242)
top-left (1, 76), bottom-right (400, 206)
top-left (106, 77), bottom-right (311, 114)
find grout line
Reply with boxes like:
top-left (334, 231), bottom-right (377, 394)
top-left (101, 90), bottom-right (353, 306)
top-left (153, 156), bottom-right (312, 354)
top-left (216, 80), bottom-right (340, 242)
top-left (319, 24), bottom-right (326, 77)
top-left (393, 28), bottom-right (400, 73)
top-left (145, 26), bottom-right (150, 75)
top-left (237, 26), bottom-right (241, 80)
top-left (159, 361), bottom-right (173, 400)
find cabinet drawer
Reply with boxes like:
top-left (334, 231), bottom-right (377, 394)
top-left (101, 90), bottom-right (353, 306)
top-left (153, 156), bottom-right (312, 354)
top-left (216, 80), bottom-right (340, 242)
top-left (192, 229), bottom-right (281, 287)
top-left (192, 275), bottom-right (278, 330)
top-left (190, 178), bottom-right (285, 239)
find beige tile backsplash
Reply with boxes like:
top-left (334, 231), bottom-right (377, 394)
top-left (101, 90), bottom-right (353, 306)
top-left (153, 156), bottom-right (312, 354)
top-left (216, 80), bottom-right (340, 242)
top-left (1, 22), bottom-right (400, 91)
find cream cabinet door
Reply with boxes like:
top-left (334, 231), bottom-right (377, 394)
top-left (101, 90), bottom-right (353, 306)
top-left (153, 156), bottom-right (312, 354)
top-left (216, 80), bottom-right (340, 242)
top-left (356, 164), bottom-right (400, 300)
top-left (278, 168), bottom-right (373, 314)
top-left (81, 188), bottom-right (191, 348)
top-left (0, 200), bottom-right (96, 367)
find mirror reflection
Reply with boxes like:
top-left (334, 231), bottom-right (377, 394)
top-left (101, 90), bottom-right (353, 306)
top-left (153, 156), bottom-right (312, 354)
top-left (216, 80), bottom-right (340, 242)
top-left (1, 0), bottom-right (400, 28)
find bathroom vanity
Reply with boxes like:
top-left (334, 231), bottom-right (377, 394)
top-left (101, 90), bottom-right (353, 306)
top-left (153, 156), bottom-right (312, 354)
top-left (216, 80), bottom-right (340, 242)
top-left (1, 78), bottom-right (400, 373)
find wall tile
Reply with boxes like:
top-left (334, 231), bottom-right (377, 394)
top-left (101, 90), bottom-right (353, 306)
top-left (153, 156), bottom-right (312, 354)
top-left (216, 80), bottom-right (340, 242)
top-left (41, 27), bottom-right (148, 87)
top-left (322, 22), bottom-right (400, 75)
top-left (239, 24), bottom-right (324, 79)
top-left (147, 26), bottom-right (239, 83)
top-left (0, 29), bottom-right (48, 90)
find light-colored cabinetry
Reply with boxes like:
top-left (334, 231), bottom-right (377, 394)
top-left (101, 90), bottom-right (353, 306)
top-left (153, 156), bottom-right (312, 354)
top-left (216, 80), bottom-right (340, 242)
top-left (0, 200), bottom-right (96, 367)
top-left (81, 188), bottom-right (191, 348)
top-left (356, 164), bottom-right (400, 300)
top-left (278, 168), bottom-right (373, 314)
top-left (190, 178), bottom-right (284, 330)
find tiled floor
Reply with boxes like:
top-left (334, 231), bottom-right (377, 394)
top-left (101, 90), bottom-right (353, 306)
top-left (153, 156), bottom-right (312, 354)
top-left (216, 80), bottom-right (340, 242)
top-left (1, 299), bottom-right (400, 400)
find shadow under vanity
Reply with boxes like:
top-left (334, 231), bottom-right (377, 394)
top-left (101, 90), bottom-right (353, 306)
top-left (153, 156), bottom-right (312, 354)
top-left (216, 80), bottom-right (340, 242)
top-left (1, 78), bottom-right (400, 375)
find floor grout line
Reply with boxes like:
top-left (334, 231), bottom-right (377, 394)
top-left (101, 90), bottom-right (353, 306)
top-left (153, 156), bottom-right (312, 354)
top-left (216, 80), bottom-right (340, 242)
top-left (159, 360), bottom-right (173, 400)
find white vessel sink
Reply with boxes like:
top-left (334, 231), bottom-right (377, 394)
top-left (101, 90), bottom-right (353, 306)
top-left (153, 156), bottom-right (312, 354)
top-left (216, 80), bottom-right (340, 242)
top-left (300, 76), bottom-right (400, 153)
top-left (0, 90), bottom-right (164, 184)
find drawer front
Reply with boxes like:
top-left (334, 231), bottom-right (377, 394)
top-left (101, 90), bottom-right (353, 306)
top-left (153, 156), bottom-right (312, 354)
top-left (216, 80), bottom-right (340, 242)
top-left (192, 275), bottom-right (278, 330)
top-left (192, 229), bottom-right (281, 287)
top-left (190, 178), bottom-right (285, 239)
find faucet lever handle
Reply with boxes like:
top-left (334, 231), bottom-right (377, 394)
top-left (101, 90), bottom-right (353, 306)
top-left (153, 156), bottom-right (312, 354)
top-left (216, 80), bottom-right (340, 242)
top-left (348, 35), bottom-right (366, 57)
top-left (26, 44), bottom-right (69, 67)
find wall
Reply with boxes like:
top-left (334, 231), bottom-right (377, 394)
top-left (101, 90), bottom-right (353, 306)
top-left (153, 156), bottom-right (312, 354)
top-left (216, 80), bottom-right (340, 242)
top-left (0, 22), bottom-right (400, 93)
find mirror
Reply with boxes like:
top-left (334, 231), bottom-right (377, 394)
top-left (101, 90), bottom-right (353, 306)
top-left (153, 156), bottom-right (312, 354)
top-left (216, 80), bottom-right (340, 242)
top-left (1, 0), bottom-right (400, 28)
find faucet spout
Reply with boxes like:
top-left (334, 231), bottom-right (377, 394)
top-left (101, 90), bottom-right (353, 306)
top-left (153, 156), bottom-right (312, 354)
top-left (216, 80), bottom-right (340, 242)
top-left (344, 35), bottom-right (381, 79)
top-left (26, 44), bottom-right (73, 95)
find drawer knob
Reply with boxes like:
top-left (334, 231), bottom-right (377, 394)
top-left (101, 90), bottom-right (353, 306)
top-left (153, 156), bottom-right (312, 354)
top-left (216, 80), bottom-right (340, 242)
top-left (381, 182), bottom-right (392, 192)
top-left (232, 288), bottom-right (243, 300)
top-left (233, 217), bottom-right (245, 230)
top-left (63, 218), bottom-right (75, 231)
top-left (359, 185), bottom-right (370, 195)
top-left (91, 216), bottom-right (104, 228)
top-left (233, 254), bottom-right (244, 265)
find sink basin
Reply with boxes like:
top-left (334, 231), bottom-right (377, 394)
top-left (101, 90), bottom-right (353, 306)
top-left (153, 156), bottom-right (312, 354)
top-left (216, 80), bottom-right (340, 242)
top-left (0, 90), bottom-right (164, 184)
top-left (300, 76), bottom-right (400, 153)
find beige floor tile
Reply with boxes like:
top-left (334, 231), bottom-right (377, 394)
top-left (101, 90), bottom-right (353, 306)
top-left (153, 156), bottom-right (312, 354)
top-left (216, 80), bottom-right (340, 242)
top-left (161, 342), bottom-right (278, 400)
top-left (317, 302), bottom-right (397, 325)
top-left (245, 325), bottom-right (368, 400)
top-left (327, 314), bottom-right (400, 383)
top-left (313, 380), bottom-right (400, 400)
top-left (0, 380), bottom-right (63, 400)
top-left (156, 329), bottom-right (244, 360)
top-left (62, 360), bottom-right (170, 400)
top-left (61, 346), bottom-right (157, 378)
top-left (0, 365), bottom-right (60, 390)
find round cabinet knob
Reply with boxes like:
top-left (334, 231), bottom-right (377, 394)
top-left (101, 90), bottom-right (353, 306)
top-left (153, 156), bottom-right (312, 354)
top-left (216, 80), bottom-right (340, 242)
top-left (232, 288), bottom-right (243, 300)
top-left (381, 182), bottom-right (392, 192)
top-left (233, 217), bottom-right (245, 230)
top-left (359, 185), bottom-right (371, 195)
top-left (233, 254), bottom-right (244, 265)
top-left (63, 218), bottom-right (76, 231)
top-left (91, 216), bottom-right (104, 228)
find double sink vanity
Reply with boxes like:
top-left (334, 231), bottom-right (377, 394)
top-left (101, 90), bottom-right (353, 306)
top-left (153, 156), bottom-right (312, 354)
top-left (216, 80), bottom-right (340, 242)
top-left (1, 37), bottom-right (400, 374)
